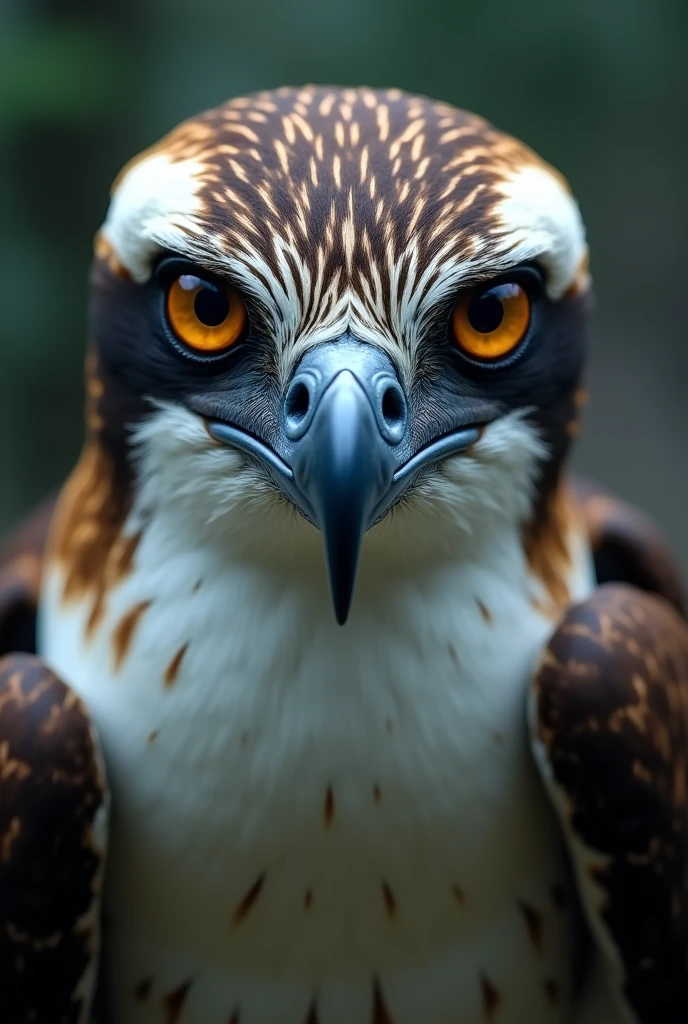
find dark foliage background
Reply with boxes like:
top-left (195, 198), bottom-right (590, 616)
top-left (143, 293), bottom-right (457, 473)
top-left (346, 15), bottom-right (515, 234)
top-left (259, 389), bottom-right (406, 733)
top-left (1, 0), bottom-right (686, 570)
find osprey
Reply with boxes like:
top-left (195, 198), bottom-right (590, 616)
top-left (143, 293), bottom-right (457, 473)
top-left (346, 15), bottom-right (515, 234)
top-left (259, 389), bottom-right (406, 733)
top-left (0, 86), bottom-right (686, 1024)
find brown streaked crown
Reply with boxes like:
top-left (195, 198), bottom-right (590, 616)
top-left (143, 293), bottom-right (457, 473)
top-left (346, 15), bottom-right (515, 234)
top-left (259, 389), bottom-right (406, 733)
top-left (100, 86), bottom-right (588, 381)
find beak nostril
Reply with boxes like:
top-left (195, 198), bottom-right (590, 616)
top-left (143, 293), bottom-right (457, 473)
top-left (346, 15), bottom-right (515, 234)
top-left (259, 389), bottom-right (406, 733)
top-left (285, 380), bottom-right (311, 426)
top-left (380, 385), bottom-right (406, 430)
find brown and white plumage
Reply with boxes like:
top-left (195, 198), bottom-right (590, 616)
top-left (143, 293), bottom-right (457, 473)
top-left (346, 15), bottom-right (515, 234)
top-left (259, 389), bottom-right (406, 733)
top-left (100, 86), bottom-right (587, 386)
top-left (0, 504), bottom-right (108, 1024)
top-left (531, 480), bottom-right (688, 1022)
top-left (0, 86), bottom-right (685, 1024)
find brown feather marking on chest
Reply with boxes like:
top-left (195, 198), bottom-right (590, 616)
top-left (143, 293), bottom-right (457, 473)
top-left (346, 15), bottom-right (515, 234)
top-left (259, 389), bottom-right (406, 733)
top-left (523, 485), bottom-right (579, 617)
top-left (164, 643), bottom-right (189, 687)
top-left (371, 978), bottom-right (394, 1023)
top-left (324, 784), bottom-right (335, 827)
top-left (451, 883), bottom-right (466, 905)
top-left (518, 901), bottom-right (544, 953)
top-left (232, 871), bottom-right (266, 925)
top-left (304, 1000), bottom-right (319, 1024)
top-left (134, 977), bottom-right (153, 1002)
top-left (381, 880), bottom-right (397, 918)
top-left (112, 600), bottom-right (151, 670)
top-left (162, 979), bottom-right (193, 1023)
top-left (48, 438), bottom-right (138, 638)
top-left (480, 974), bottom-right (502, 1021)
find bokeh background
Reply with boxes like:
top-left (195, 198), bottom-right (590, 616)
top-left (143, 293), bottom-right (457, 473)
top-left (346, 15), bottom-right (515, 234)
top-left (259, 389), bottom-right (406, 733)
top-left (1, 0), bottom-right (686, 570)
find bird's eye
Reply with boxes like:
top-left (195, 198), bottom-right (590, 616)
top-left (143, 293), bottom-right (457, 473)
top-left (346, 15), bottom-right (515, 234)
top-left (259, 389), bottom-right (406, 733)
top-left (451, 281), bottom-right (530, 361)
top-left (166, 273), bottom-right (246, 353)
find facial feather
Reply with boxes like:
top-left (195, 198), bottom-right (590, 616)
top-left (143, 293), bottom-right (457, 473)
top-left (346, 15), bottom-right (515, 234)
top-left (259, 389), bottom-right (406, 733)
top-left (127, 400), bottom-right (547, 569)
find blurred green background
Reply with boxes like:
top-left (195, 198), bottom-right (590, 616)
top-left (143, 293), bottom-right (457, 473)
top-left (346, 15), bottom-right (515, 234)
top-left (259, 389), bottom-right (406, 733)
top-left (1, 0), bottom-right (686, 570)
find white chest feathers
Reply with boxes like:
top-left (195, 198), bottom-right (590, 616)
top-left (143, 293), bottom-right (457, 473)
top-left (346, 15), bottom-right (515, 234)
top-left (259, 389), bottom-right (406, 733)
top-left (39, 520), bottom-right (599, 1024)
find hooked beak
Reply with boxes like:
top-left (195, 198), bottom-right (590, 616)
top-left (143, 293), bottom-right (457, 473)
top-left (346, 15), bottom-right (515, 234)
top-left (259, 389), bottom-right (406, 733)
top-left (208, 339), bottom-right (480, 624)
top-left (288, 367), bottom-right (399, 624)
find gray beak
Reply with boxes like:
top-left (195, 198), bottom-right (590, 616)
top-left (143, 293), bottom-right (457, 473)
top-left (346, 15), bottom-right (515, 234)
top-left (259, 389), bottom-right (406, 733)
top-left (208, 338), bottom-right (480, 624)
top-left (286, 348), bottom-right (406, 624)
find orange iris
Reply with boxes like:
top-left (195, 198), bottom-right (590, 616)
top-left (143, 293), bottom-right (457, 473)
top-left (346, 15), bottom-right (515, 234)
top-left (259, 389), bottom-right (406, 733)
top-left (167, 274), bottom-right (246, 353)
top-left (451, 281), bottom-right (530, 361)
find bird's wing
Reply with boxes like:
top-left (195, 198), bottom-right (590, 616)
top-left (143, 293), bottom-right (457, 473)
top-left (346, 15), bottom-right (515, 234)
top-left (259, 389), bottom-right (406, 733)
top-left (571, 474), bottom-right (685, 615)
top-left (530, 583), bottom-right (688, 1022)
top-left (0, 654), bottom-right (109, 1024)
top-left (0, 501), bottom-right (110, 1022)
top-left (0, 496), bottom-right (56, 656)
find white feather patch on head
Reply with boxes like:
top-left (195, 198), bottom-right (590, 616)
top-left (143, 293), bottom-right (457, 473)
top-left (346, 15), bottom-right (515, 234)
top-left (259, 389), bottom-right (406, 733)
top-left (492, 164), bottom-right (588, 300)
top-left (101, 153), bottom-right (206, 283)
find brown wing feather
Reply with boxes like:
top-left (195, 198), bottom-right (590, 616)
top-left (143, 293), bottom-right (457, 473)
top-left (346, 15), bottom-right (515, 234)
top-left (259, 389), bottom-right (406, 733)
top-left (0, 653), bottom-right (109, 1023)
top-left (0, 500), bottom-right (109, 1019)
top-left (572, 474), bottom-right (685, 616)
top-left (0, 496), bottom-right (56, 655)
top-left (531, 583), bottom-right (688, 1023)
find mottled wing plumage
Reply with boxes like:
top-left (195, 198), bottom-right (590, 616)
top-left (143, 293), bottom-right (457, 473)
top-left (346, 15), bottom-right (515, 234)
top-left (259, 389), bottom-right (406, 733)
top-left (0, 654), bottom-right (109, 1024)
top-left (531, 584), bottom-right (688, 1023)
top-left (0, 504), bottom-right (109, 1022)
top-left (572, 475), bottom-right (685, 615)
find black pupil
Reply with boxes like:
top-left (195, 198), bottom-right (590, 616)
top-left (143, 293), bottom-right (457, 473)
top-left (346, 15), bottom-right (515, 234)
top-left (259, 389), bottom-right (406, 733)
top-left (193, 283), bottom-right (229, 327)
top-left (467, 287), bottom-right (506, 334)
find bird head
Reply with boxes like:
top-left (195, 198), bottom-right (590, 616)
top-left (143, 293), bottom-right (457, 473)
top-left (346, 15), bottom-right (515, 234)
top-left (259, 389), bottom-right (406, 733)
top-left (87, 87), bottom-right (590, 623)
